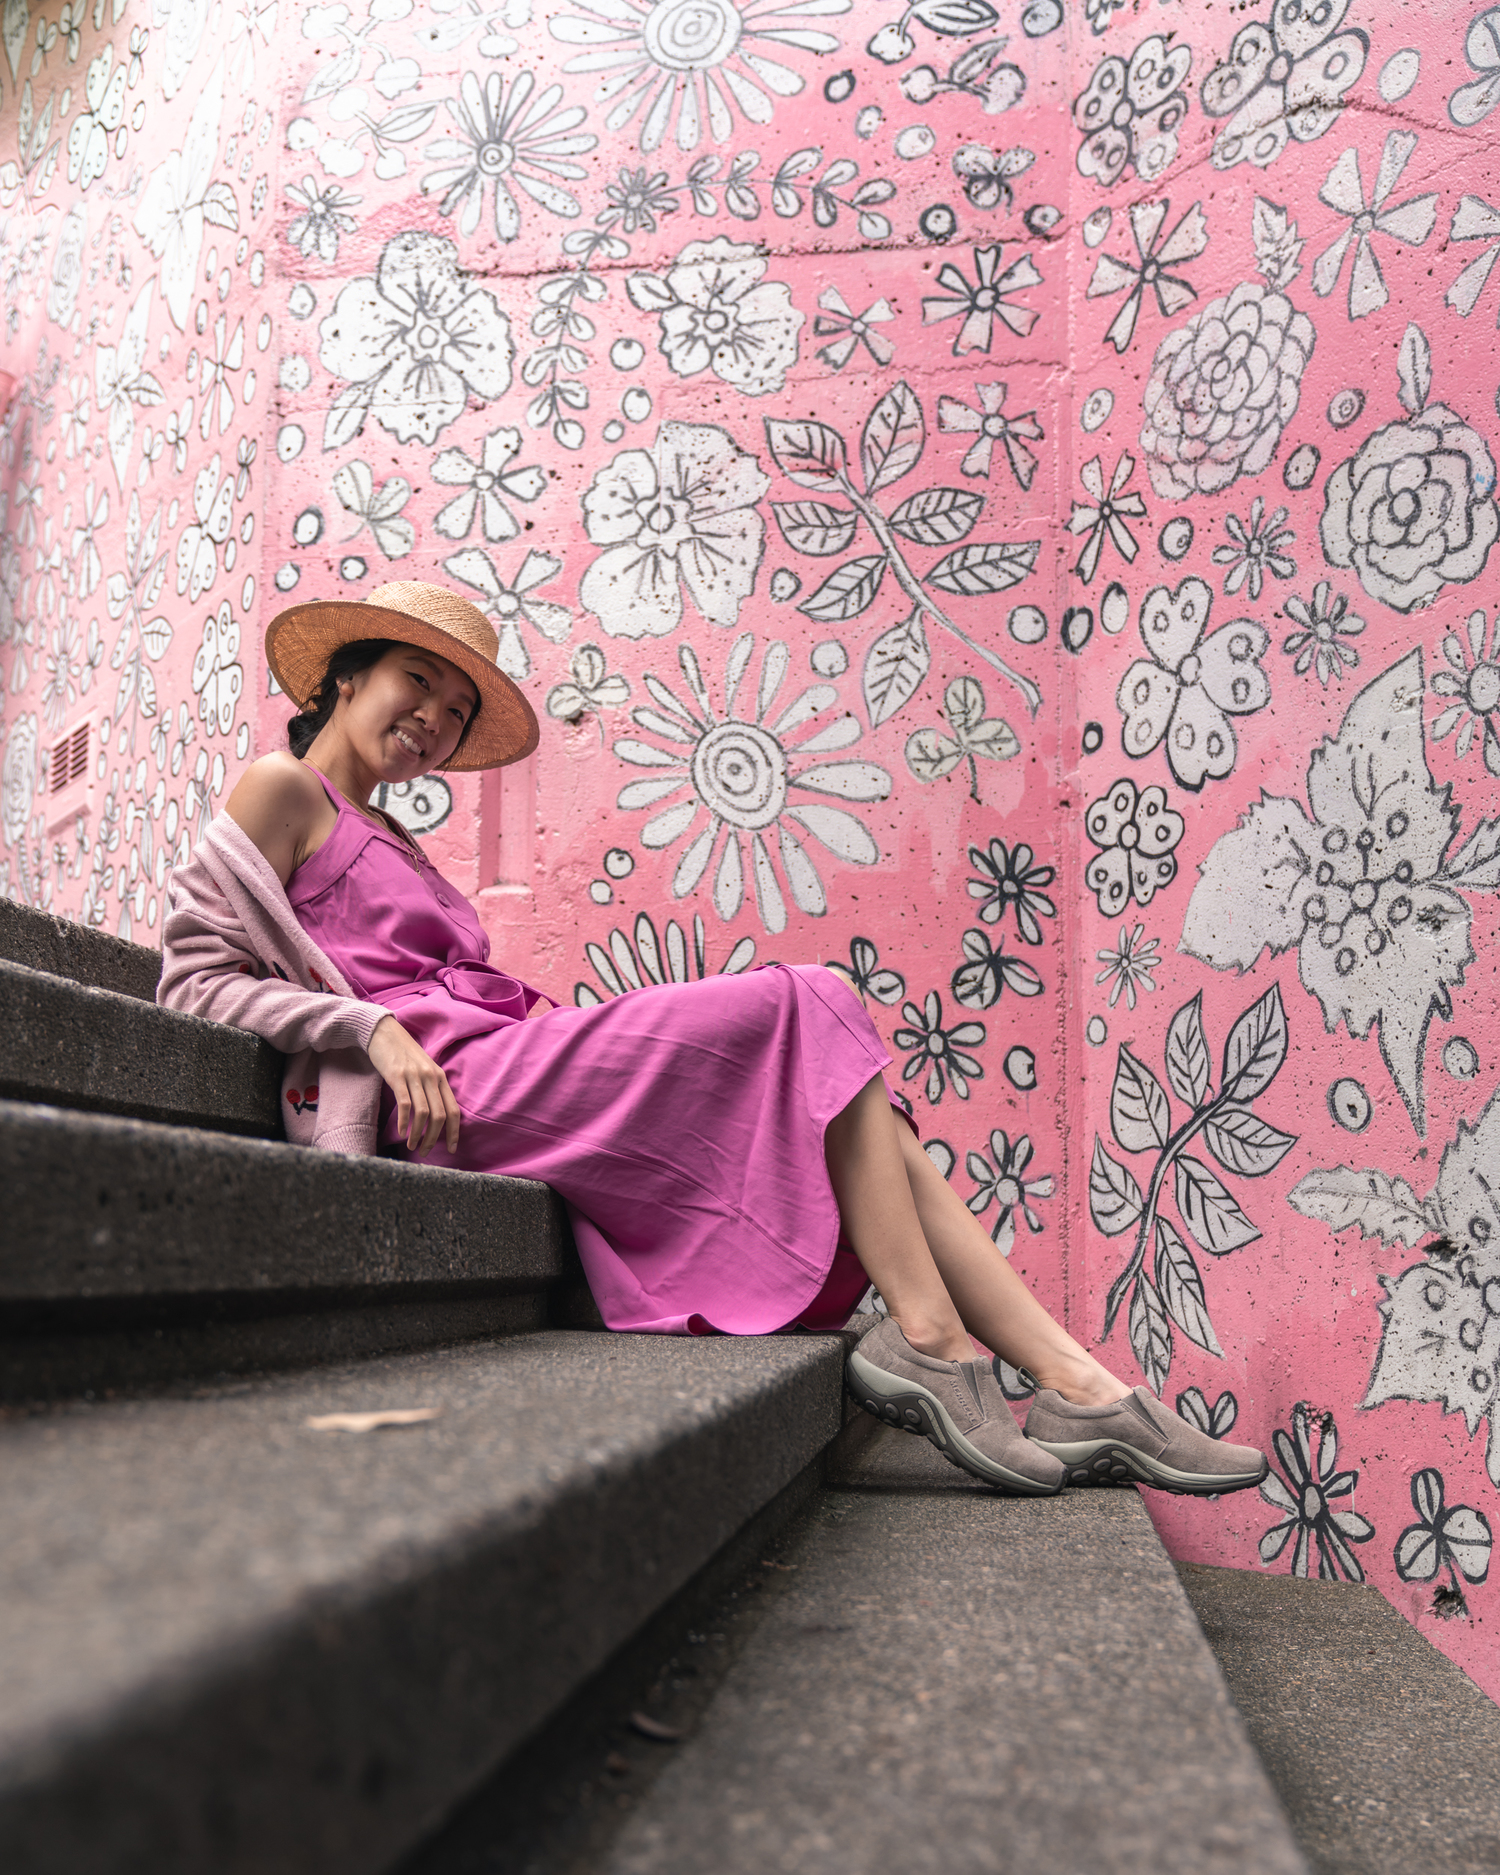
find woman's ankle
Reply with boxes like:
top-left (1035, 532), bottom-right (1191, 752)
top-left (1032, 1352), bottom-right (1130, 1406)
top-left (894, 1316), bottom-right (973, 1364)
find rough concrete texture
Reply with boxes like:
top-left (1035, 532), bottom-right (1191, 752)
top-left (0, 1330), bottom-right (847, 1875)
top-left (0, 1100), bottom-right (573, 1306)
top-left (0, 958), bottom-right (283, 1135)
top-left (594, 1428), bottom-right (1308, 1875)
top-left (1177, 1563), bottom-right (1500, 1875)
top-left (0, 900), bottom-right (162, 1003)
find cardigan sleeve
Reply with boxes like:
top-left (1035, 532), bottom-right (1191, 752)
top-left (158, 849), bottom-right (390, 1057)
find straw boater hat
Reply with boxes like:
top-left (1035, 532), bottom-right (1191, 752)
top-left (264, 581), bottom-right (538, 772)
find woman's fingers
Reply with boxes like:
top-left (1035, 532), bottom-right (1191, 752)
top-left (368, 1017), bottom-right (460, 1157)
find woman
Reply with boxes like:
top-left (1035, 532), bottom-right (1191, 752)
top-left (161, 581), bottom-right (1267, 1500)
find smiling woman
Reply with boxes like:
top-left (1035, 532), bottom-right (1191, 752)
top-left (157, 579), bottom-right (1267, 1504)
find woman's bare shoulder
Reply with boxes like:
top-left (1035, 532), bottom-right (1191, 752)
top-left (223, 753), bottom-right (330, 883)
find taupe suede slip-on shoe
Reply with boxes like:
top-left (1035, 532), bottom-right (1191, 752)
top-left (846, 1319), bottom-right (1066, 1496)
top-left (1024, 1387), bottom-right (1268, 1496)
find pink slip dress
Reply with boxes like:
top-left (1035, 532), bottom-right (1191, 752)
top-left (286, 767), bottom-right (897, 1336)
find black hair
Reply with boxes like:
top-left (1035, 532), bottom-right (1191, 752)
top-left (287, 638), bottom-right (482, 765)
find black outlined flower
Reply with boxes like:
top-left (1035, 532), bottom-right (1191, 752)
top-left (284, 176), bottom-right (361, 263)
top-left (1140, 280), bottom-right (1314, 500)
top-left (966, 1130), bottom-right (1054, 1256)
top-left (812, 286), bottom-right (895, 371)
top-left (921, 245), bottom-right (1042, 356)
top-left (1068, 452), bottom-right (1147, 582)
top-left (318, 231), bottom-right (514, 450)
top-left (1095, 923), bottom-right (1160, 1008)
top-left (843, 935), bottom-right (905, 1006)
top-left (1199, 0), bottom-right (1368, 172)
top-left (1432, 608), bottom-right (1500, 776)
top-left (612, 631), bottom-right (890, 935)
top-left (1087, 198), bottom-right (1206, 354)
top-left (546, 642), bottom-right (632, 728)
top-left (951, 928), bottom-right (1043, 1011)
top-left (1074, 35), bottom-right (1192, 189)
top-left (1321, 404), bottom-right (1499, 615)
top-left (1259, 1402), bottom-right (1374, 1582)
top-left (574, 910), bottom-right (756, 1007)
top-left (1311, 131), bottom-right (1438, 322)
top-left (421, 71), bottom-right (595, 243)
top-left (548, 0), bottom-right (846, 155)
top-left (1281, 581), bottom-right (1364, 687)
top-left (965, 838), bottom-right (1056, 944)
top-left (1449, 6), bottom-right (1500, 127)
top-left (893, 989), bottom-right (986, 1105)
top-left (937, 382), bottom-right (1043, 488)
top-left (1084, 779), bottom-right (1184, 916)
top-left (1212, 497), bottom-right (1295, 600)
top-left (1394, 1467), bottom-right (1492, 1590)
top-left (598, 166), bottom-right (679, 235)
top-left (431, 427), bottom-right (547, 543)
top-left (627, 238), bottom-right (802, 397)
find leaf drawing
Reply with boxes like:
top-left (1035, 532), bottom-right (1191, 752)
top-left (1287, 1167), bottom-right (1436, 1246)
top-left (864, 610), bottom-right (932, 728)
top-left (798, 554), bottom-right (889, 624)
top-left (1096, 984), bottom-right (1295, 1385)
top-left (861, 380), bottom-right (926, 492)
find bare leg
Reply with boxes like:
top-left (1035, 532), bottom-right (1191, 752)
top-left (824, 1074), bottom-right (1129, 1405)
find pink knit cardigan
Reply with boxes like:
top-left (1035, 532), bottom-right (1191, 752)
top-left (157, 814), bottom-right (389, 1155)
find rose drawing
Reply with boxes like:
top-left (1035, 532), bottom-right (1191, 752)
top-left (1320, 404), bottom-right (1499, 614)
top-left (2, 713), bottom-right (39, 849)
top-left (579, 421), bottom-right (768, 639)
top-left (626, 238), bottom-right (803, 398)
top-left (319, 231), bottom-right (514, 450)
top-left (1139, 281), bottom-right (1314, 499)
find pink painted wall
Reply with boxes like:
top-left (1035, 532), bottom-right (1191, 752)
top-left (4, 0), bottom-right (1500, 1694)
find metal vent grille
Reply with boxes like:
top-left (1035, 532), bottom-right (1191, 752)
top-left (49, 720), bottom-right (90, 795)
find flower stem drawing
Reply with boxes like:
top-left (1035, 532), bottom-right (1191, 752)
top-left (764, 382), bottom-right (1043, 727)
top-left (1092, 985), bottom-right (1297, 1390)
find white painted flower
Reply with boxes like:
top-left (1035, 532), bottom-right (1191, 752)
top-left (626, 237), bottom-right (802, 396)
top-left (66, 44), bottom-right (125, 190)
top-left (579, 421), bottom-right (768, 639)
top-left (550, 0), bottom-right (848, 155)
top-left (431, 427), bottom-right (546, 541)
top-left (94, 277), bottom-right (163, 492)
top-left (613, 631), bottom-right (889, 932)
top-left (153, 0), bottom-right (214, 99)
top-left (319, 230), bottom-right (514, 449)
top-left (2, 712), bottom-right (39, 848)
top-left (191, 599), bottom-right (243, 736)
top-left (133, 59), bottom-right (224, 329)
top-left (421, 70), bottom-right (595, 243)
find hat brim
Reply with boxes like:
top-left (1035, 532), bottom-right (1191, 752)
top-left (264, 601), bottom-right (539, 772)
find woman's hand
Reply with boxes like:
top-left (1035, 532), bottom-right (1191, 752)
top-left (367, 1014), bottom-right (461, 1156)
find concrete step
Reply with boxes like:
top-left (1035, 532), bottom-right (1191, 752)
top-left (0, 1099), bottom-right (581, 1398)
top-left (0, 1329), bottom-right (849, 1875)
top-left (0, 956), bottom-right (283, 1137)
top-left (1178, 1561), bottom-right (1500, 1875)
top-left (0, 896), bottom-right (161, 1000)
top-left (456, 1428), bottom-right (1308, 1875)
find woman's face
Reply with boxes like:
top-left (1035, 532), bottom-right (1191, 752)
top-left (339, 644), bottom-right (479, 778)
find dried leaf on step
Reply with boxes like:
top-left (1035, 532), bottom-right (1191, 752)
top-left (629, 1712), bottom-right (683, 1742)
top-left (305, 1407), bottom-right (442, 1432)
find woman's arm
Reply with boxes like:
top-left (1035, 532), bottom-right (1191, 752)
top-left (222, 752), bottom-right (336, 886)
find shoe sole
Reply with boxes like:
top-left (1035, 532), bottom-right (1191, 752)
top-left (1026, 1436), bottom-right (1270, 1497)
top-left (845, 1348), bottom-right (1063, 1496)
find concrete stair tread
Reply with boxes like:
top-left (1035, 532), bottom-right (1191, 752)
top-left (582, 1425), bottom-right (1309, 1875)
top-left (0, 1330), bottom-right (848, 1874)
top-left (0, 954), bottom-right (282, 1136)
top-left (1, 1100), bottom-right (570, 1306)
top-left (0, 897), bottom-right (161, 1002)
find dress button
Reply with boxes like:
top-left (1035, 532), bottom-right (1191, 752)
top-left (435, 892), bottom-right (451, 908)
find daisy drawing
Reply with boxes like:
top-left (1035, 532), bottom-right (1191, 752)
top-left (613, 632), bottom-right (891, 933)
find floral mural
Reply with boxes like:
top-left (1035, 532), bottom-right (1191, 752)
top-left (3, 0), bottom-right (1500, 1706)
